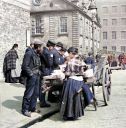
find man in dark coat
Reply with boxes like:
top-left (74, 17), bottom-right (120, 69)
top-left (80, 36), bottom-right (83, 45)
top-left (39, 40), bottom-right (55, 107)
top-left (48, 42), bottom-right (65, 103)
top-left (21, 41), bottom-right (43, 117)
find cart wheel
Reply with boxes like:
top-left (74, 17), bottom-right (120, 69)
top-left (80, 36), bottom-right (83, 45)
top-left (102, 68), bottom-right (110, 106)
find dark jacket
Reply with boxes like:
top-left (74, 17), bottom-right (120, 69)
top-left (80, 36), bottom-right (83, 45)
top-left (40, 47), bottom-right (54, 76)
top-left (21, 49), bottom-right (41, 77)
top-left (52, 48), bottom-right (62, 69)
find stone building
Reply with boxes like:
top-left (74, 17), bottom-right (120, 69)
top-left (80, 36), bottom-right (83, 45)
top-left (96, 0), bottom-right (126, 53)
top-left (0, 0), bottom-right (31, 79)
top-left (31, 0), bottom-right (101, 54)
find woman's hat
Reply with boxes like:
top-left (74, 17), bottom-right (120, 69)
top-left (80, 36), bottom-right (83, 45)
top-left (68, 47), bottom-right (78, 54)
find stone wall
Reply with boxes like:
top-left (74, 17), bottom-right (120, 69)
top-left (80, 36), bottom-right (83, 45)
top-left (31, 11), bottom-right (73, 48)
top-left (0, 0), bottom-right (31, 80)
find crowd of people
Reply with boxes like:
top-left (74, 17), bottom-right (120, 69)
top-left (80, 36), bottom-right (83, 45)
top-left (107, 53), bottom-right (126, 69)
top-left (3, 40), bottom-right (96, 120)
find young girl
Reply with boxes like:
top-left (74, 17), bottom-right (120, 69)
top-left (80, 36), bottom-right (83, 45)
top-left (60, 47), bottom-right (94, 120)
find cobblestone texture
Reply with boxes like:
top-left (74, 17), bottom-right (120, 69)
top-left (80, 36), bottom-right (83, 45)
top-left (30, 70), bottom-right (126, 128)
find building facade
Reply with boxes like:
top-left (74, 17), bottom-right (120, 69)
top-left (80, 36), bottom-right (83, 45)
top-left (96, 0), bottom-right (126, 53)
top-left (0, 0), bottom-right (31, 79)
top-left (31, 0), bottom-right (101, 54)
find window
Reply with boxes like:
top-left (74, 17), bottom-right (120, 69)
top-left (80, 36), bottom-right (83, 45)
top-left (112, 46), bottom-right (116, 51)
top-left (112, 19), bottom-right (117, 25)
top-left (112, 6), bottom-right (117, 13)
top-left (103, 19), bottom-right (108, 26)
top-left (102, 7), bottom-right (108, 13)
top-left (103, 46), bottom-right (107, 50)
top-left (103, 32), bottom-right (107, 39)
top-left (112, 31), bottom-right (116, 39)
top-left (121, 31), bottom-right (126, 39)
top-left (80, 17), bottom-right (83, 35)
top-left (121, 18), bottom-right (126, 25)
top-left (122, 5), bottom-right (126, 13)
top-left (121, 46), bottom-right (126, 52)
top-left (59, 17), bottom-right (67, 34)
top-left (32, 16), bottom-right (44, 35)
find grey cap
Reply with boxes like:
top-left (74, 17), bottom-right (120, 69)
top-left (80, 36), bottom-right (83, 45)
top-left (33, 39), bottom-right (45, 45)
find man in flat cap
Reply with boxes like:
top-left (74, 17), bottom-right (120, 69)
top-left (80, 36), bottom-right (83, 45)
top-left (47, 41), bottom-right (65, 103)
top-left (21, 40), bottom-right (43, 117)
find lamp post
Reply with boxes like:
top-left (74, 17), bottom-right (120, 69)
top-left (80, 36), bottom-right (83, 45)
top-left (88, 0), bottom-right (97, 60)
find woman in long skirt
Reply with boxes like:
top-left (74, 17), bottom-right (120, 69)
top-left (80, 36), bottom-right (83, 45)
top-left (60, 47), bottom-right (94, 120)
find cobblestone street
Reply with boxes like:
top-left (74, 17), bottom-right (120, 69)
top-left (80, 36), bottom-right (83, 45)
top-left (30, 70), bottom-right (126, 128)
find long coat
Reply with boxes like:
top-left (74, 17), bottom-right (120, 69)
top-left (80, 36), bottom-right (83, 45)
top-left (3, 49), bottom-right (18, 75)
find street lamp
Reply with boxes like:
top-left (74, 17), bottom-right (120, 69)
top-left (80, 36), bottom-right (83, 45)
top-left (88, 0), bottom-right (97, 60)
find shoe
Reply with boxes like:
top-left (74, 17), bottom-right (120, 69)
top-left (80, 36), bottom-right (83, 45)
top-left (30, 109), bottom-right (41, 113)
top-left (40, 102), bottom-right (51, 108)
top-left (22, 111), bottom-right (31, 117)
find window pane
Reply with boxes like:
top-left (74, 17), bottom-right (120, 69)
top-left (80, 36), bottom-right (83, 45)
top-left (103, 19), bottom-right (108, 26)
top-left (112, 6), bottom-right (117, 13)
top-left (122, 5), bottom-right (126, 13)
top-left (121, 31), bottom-right (126, 39)
top-left (112, 19), bottom-right (117, 25)
top-left (112, 31), bottom-right (116, 39)
top-left (60, 17), bottom-right (67, 33)
top-left (32, 19), bottom-right (35, 35)
top-left (103, 32), bottom-right (107, 39)
top-left (102, 7), bottom-right (108, 13)
top-left (121, 46), bottom-right (126, 52)
top-left (121, 18), bottom-right (126, 25)
top-left (103, 46), bottom-right (107, 50)
top-left (112, 46), bottom-right (116, 51)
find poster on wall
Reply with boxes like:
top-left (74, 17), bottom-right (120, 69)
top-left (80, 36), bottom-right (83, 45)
top-left (26, 29), bottom-right (30, 47)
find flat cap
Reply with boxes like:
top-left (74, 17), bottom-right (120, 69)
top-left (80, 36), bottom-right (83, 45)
top-left (47, 40), bottom-right (56, 46)
top-left (32, 39), bottom-right (45, 45)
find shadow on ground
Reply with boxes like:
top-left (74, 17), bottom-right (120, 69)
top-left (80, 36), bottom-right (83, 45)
top-left (2, 96), bottom-right (23, 114)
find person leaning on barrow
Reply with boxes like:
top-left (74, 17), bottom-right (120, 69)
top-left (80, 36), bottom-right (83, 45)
top-left (60, 47), bottom-right (94, 120)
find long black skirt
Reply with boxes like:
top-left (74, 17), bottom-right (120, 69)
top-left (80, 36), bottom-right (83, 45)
top-left (60, 78), bottom-right (84, 120)
top-left (5, 70), bottom-right (18, 83)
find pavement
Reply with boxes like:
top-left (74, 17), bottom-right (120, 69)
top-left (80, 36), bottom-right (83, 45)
top-left (29, 70), bottom-right (126, 128)
top-left (0, 81), bottom-right (59, 128)
top-left (1, 70), bottom-right (126, 128)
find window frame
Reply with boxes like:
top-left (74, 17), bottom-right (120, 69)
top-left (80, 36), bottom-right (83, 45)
top-left (31, 16), bottom-right (44, 36)
top-left (103, 19), bottom-right (108, 26)
top-left (121, 5), bottom-right (126, 13)
top-left (102, 7), bottom-right (108, 13)
top-left (59, 17), bottom-right (68, 35)
top-left (112, 46), bottom-right (116, 51)
top-left (112, 6), bottom-right (117, 13)
top-left (112, 19), bottom-right (117, 25)
top-left (121, 18), bottom-right (126, 25)
top-left (112, 31), bottom-right (116, 39)
top-left (103, 32), bottom-right (107, 40)
top-left (121, 46), bottom-right (126, 52)
top-left (121, 31), bottom-right (126, 39)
